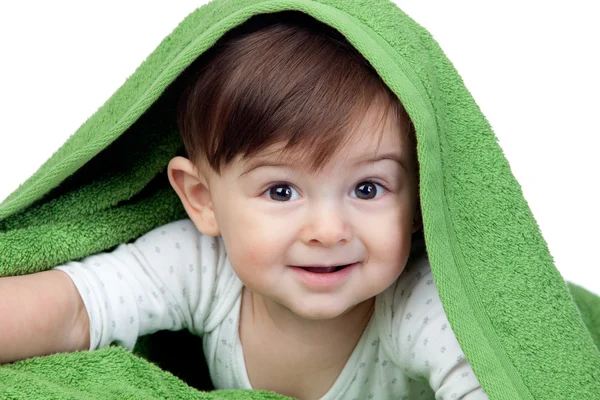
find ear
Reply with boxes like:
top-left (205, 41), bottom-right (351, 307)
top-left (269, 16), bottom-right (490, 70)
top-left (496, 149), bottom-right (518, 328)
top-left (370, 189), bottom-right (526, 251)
top-left (167, 156), bottom-right (220, 236)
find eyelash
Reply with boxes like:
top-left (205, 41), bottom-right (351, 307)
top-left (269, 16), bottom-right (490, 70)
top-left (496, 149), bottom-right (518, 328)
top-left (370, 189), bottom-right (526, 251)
top-left (262, 180), bottom-right (389, 201)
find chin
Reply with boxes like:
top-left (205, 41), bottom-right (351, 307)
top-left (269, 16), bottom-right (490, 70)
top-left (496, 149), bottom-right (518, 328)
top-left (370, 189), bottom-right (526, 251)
top-left (287, 299), bottom-right (363, 321)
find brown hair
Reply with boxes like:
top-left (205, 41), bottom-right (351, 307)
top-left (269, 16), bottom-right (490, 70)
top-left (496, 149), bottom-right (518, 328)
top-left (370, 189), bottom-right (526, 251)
top-left (176, 11), bottom-right (414, 174)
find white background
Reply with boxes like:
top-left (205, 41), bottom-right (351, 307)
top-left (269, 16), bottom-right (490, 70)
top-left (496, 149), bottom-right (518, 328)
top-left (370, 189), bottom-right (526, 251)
top-left (0, 1), bottom-right (598, 294)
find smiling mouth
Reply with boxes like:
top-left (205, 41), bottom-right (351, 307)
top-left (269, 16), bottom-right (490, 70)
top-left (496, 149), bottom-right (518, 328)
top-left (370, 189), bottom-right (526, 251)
top-left (295, 264), bottom-right (354, 273)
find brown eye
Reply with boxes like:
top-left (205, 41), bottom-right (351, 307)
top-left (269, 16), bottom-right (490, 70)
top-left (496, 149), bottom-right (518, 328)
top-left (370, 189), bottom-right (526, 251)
top-left (353, 181), bottom-right (383, 200)
top-left (267, 184), bottom-right (297, 201)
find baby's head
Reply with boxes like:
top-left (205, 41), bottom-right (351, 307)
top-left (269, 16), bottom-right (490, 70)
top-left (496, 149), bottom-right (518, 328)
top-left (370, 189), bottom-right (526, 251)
top-left (168, 12), bottom-right (423, 320)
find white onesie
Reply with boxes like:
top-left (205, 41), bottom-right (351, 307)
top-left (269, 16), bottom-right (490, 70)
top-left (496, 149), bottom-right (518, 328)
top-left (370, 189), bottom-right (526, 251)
top-left (55, 219), bottom-right (487, 400)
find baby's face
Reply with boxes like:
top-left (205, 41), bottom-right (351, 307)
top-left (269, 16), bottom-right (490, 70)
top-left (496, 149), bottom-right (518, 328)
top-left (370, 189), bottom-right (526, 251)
top-left (205, 105), bottom-right (419, 320)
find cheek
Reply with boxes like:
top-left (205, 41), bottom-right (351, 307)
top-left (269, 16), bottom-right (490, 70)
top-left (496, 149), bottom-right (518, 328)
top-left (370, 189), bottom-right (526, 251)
top-left (227, 234), bottom-right (274, 269)
top-left (365, 201), bottom-right (413, 261)
top-left (222, 228), bottom-right (285, 292)
top-left (215, 202), bottom-right (284, 272)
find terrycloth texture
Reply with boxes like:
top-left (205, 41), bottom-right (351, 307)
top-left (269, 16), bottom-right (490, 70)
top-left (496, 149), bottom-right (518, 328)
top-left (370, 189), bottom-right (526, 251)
top-left (0, 343), bottom-right (285, 400)
top-left (0, 0), bottom-right (599, 399)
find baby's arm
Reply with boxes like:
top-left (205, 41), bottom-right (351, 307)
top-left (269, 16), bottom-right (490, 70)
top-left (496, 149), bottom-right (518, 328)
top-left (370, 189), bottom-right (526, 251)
top-left (0, 270), bottom-right (89, 364)
top-left (54, 219), bottom-right (215, 351)
top-left (0, 219), bottom-right (213, 364)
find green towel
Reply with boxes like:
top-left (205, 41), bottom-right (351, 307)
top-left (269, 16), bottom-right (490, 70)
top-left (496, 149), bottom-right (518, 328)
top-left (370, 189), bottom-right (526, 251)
top-left (1, 0), bottom-right (599, 399)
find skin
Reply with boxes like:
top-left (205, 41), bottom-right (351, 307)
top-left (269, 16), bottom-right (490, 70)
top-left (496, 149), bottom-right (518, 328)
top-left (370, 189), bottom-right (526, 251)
top-left (167, 101), bottom-right (422, 398)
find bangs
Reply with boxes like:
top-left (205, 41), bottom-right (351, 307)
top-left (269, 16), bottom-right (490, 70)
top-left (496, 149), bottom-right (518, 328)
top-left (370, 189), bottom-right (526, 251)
top-left (177, 11), bottom-right (412, 174)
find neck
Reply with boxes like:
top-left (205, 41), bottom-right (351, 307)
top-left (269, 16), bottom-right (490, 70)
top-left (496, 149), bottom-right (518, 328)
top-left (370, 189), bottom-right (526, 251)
top-left (243, 287), bottom-right (375, 350)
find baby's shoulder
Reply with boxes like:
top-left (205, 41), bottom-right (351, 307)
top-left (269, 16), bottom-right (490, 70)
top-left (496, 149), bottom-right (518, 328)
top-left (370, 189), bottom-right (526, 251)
top-left (130, 218), bottom-right (228, 275)
top-left (135, 219), bottom-right (201, 243)
top-left (391, 255), bottom-right (436, 302)
top-left (377, 255), bottom-right (441, 331)
top-left (375, 255), bottom-right (448, 359)
top-left (134, 219), bottom-right (223, 251)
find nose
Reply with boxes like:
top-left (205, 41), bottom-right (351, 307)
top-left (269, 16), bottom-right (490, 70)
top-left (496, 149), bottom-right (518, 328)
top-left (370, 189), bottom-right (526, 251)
top-left (300, 201), bottom-right (353, 247)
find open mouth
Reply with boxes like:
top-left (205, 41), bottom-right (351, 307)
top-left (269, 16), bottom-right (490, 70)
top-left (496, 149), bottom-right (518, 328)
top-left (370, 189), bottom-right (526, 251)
top-left (296, 264), bottom-right (353, 273)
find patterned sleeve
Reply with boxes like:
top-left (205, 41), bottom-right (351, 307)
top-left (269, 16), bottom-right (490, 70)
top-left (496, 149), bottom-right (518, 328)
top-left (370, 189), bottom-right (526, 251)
top-left (54, 219), bottom-right (219, 351)
top-left (390, 258), bottom-right (489, 399)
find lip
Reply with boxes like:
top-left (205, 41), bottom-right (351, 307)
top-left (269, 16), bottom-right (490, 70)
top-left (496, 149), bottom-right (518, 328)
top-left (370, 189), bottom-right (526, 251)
top-left (294, 263), bottom-right (353, 269)
top-left (290, 262), bottom-right (358, 287)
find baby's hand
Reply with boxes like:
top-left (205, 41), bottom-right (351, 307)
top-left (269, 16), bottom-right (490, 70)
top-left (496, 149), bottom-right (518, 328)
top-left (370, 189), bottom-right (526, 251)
top-left (0, 270), bottom-right (89, 364)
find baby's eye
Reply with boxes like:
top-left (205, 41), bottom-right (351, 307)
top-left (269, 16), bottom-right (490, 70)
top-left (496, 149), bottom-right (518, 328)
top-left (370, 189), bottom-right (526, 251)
top-left (351, 181), bottom-right (386, 200)
top-left (265, 183), bottom-right (300, 201)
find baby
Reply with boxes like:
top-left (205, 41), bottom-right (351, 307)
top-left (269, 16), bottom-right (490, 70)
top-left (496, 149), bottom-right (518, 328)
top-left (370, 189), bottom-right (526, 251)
top-left (0, 12), bottom-right (488, 400)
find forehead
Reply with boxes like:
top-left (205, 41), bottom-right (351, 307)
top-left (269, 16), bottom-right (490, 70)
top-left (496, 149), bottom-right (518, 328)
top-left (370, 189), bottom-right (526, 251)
top-left (252, 103), bottom-right (411, 170)
top-left (342, 102), bottom-right (408, 158)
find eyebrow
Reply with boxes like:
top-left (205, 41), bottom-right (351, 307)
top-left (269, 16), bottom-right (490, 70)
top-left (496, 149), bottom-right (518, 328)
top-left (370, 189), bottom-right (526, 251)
top-left (353, 153), bottom-right (407, 171)
top-left (239, 152), bottom-right (407, 176)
